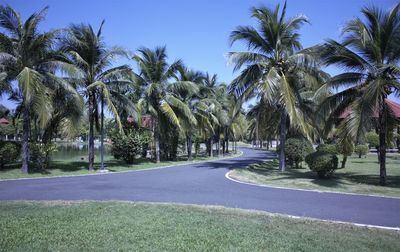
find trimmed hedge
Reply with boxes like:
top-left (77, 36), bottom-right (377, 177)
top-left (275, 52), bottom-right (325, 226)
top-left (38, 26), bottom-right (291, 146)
top-left (355, 144), bottom-right (369, 158)
top-left (284, 138), bottom-right (313, 168)
top-left (366, 131), bottom-right (379, 148)
top-left (305, 151), bottom-right (338, 178)
top-left (316, 144), bottom-right (338, 155)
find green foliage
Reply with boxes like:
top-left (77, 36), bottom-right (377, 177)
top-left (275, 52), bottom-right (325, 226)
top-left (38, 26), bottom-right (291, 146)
top-left (316, 144), bottom-right (338, 155)
top-left (0, 142), bottom-right (20, 168)
top-left (29, 143), bottom-right (57, 170)
top-left (336, 140), bottom-right (354, 156)
top-left (284, 138), bottom-right (313, 168)
top-left (305, 152), bottom-right (338, 178)
top-left (111, 129), bottom-right (151, 164)
top-left (366, 131), bottom-right (379, 148)
top-left (355, 144), bottom-right (369, 158)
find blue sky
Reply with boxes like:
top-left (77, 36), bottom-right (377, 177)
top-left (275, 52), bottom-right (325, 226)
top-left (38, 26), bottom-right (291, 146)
top-left (1, 0), bottom-right (399, 110)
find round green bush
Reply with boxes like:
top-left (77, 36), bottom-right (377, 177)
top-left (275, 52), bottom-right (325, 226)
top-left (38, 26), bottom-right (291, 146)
top-left (284, 138), bottom-right (313, 168)
top-left (111, 129), bottom-right (151, 164)
top-left (305, 151), bottom-right (338, 178)
top-left (355, 144), bottom-right (369, 158)
top-left (336, 140), bottom-right (354, 156)
top-left (316, 144), bottom-right (338, 154)
top-left (0, 142), bottom-right (20, 168)
top-left (366, 131), bottom-right (379, 148)
top-left (29, 143), bottom-right (57, 170)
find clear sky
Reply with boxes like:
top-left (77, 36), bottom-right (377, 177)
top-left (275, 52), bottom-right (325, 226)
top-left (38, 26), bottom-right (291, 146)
top-left (1, 0), bottom-right (399, 110)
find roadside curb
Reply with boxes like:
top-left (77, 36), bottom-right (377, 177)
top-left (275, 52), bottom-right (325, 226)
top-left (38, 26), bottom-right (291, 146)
top-left (225, 170), bottom-right (400, 200)
top-left (0, 151), bottom-right (243, 182)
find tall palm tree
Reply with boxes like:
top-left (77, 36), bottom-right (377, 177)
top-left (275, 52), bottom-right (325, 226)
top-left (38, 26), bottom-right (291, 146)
top-left (0, 6), bottom-right (75, 173)
top-left (247, 98), bottom-right (280, 148)
top-left (228, 2), bottom-right (320, 171)
top-left (315, 4), bottom-right (400, 185)
top-left (133, 46), bottom-right (190, 162)
top-left (60, 21), bottom-right (132, 171)
top-left (169, 66), bottom-right (208, 160)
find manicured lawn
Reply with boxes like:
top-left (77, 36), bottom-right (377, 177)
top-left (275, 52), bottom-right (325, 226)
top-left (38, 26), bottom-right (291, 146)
top-left (230, 152), bottom-right (400, 197)
top-left (0, 201), bottom-right (399, 251)
top-left (0, 151), bottom-right (241, 180)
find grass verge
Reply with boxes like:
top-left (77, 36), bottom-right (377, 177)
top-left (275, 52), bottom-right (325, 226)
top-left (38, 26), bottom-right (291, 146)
top-left (230, 153), bottom-right (400, 197)
top-left (1, 201), bottom-right (399, 251)
top-left (0, 151), bottom-right (241, 180)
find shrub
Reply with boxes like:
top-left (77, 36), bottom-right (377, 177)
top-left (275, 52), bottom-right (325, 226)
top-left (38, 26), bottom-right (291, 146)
top-left (111, 129), bottom-right (151, 164)
top-left (284, 138), bottom-right (313, 168)
top-left (336, 138), bottom-right (354, 168)
top-left (355, 144), bottom-right (369, 158)
top-left (316, 144), bottom-right (337, 154)
top-left (29, 143), bottom-right (57, 170)
top-left (366, 131), bottom-right (379, 149)
top-left (0, 142), bottom-right (20, 168)
top-left (305, 151), bottom-right (338, 178)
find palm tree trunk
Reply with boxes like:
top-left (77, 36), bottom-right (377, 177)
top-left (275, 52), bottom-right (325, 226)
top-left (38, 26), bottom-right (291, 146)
top-left (88, 92), bottom-right (95, 171)
top-left (187, 131), bottom-right (193, 161)
top-left (210, 137), bottom-right (213, 157)
top-left (154, 119), bottom-right (160, 163)
top-left (100, 90), bottom-right (105, 171)
top-left (279, 111), bottom-right (287, 172)
top-left (378, 98), bottom-right (387, 185)
top-left (21, 106), bottom-right (30, 173)
top-left (341, 155), bottom-right (347, 168)
top-left (225, 128), bottom-right (229, 154)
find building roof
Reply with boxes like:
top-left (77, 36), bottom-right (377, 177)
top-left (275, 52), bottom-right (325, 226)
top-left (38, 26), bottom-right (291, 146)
top-left (0, 118), bottom-right (9, 125)
top-left (127, 115), bottom-right (153, 129)
top-left (339, 99), bottom-right (400, 119)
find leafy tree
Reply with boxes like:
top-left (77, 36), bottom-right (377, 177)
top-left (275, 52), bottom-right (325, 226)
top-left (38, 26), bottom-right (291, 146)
top-left (0, 6), bottom-right (76, 172)
top-left (133, 47), bottom-right (189, 162)
top-left (285, 138), bottom-right (313, 168)
top-left (228, 2), bottom-right (324, 171)
top-left (336, 137), bottom-right (354, 168)
top-left (60, 21), bottom-right (132, 170)
top-left (366, 131), bottom-right (379, 149)
top-left (355, 144), bottom-right (369, 158)
top-left (0, 141), bottom-right (19, 168)
top-left (315, 4), bottom-right (400, 185)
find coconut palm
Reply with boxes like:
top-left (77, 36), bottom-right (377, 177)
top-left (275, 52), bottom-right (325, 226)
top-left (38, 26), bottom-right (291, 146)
top-left (133, 46), bottom-right (191, 162)
top-left (247, 98), bottom-right (280, 148)
top-left (228, 2), bottom-right (321, 171)
top-left (0, 6), bottom-right (77, 173)
top-left (60, 21), bottom-right (133, 171)
top-left (315, 4), bottom-right (400, 185)
top-left (169, 66), bottom-right (216, 160)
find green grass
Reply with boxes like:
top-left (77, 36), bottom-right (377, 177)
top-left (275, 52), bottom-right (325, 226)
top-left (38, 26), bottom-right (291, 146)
top-left (0, 151), bottom-right (241, 180)
top-left (230, 153), bottom-right (400, 197)
top-left (0, 201), bottom-right (399, 251)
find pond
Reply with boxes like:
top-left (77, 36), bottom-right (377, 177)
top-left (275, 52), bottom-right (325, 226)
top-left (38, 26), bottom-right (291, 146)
top-left (52, 143), bottom-right (114, 162)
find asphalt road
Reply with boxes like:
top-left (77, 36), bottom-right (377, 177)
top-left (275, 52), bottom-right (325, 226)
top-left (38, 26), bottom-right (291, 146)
top-left (1, 148), bottom-right (399, 228)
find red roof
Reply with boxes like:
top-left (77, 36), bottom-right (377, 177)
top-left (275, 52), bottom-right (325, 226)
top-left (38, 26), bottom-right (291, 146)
top-left (339, 99), bottom-right (400, 119)
top-left (127, 115), bottom-right (153, 129)
top-left (0, 118), bottom-right (9, 125)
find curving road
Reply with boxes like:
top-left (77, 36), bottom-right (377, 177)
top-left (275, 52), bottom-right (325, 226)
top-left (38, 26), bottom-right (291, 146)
top-left (1, 148), bottom-right (399, 228)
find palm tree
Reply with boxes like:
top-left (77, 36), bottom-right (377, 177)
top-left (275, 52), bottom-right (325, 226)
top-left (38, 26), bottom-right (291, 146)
top-left (315, 4), bottom-right (400, 185)
top-left (228, 2), bottom-right (320, 171)
top-left (247, 98), bottom-right (280, 148)
top-left (0, 6), bottom-right (75, 173)
top-left (170, 66), bottom-right (211, 160)
top-left (133, 46), bottom-right (190, 162)
top-left (60, 21), bottom-right (132, 171)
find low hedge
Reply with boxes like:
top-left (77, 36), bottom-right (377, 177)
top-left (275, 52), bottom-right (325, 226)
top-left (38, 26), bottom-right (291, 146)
top-left (305, 151), bottom-right (338, 178)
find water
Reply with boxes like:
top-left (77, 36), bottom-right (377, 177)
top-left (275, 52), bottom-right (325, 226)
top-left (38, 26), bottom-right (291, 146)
top-left (52, 143), bottom-right (113, 162)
